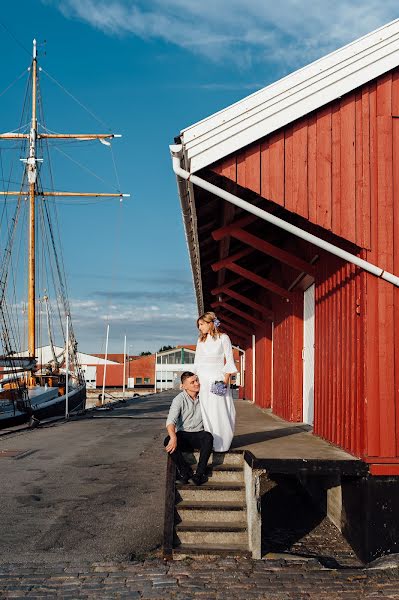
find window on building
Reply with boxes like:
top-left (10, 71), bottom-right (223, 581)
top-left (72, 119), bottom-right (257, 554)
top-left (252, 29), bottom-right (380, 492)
top-left (183, 350), bottom-right (195, 364)
top-left (144, 378), bottom-right (150, 384)
top-left (136, 377), bottom-right (143, 384)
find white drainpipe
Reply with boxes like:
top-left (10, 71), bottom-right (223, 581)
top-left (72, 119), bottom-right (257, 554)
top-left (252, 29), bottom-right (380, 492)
top-left (170, 144), bottom-right (399, 287)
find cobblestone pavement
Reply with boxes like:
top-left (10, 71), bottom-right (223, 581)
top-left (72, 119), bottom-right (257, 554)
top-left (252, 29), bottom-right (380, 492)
top-left (0, 557), bottom-right (398, 599)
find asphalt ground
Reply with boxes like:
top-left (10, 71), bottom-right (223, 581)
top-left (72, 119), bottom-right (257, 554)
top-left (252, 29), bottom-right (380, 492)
top-left (0, 391), bottom-right (175, 564)
top-left (0, 392), bottom-right (398, 597)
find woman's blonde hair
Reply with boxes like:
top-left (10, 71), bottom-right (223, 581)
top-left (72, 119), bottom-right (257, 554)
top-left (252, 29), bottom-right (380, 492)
top-left (197, 311), bottom-right (221, 342)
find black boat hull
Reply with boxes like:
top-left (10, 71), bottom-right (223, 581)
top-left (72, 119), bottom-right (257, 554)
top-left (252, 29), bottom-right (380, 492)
top-left (0, 384), bottom-right (86, 429)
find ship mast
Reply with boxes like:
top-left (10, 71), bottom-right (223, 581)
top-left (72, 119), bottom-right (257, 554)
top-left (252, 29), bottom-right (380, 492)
top-left (0, 39), bottom-right (129, 373)
top-left (28, 39), bottom-right (38, 358)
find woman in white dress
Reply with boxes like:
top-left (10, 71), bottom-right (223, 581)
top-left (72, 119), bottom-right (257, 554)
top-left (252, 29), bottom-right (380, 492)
top-left (193, 312), bottom-right (238, 452)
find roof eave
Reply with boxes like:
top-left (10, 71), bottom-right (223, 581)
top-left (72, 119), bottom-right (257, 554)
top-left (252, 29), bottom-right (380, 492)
top-left (174, 149), bottom-right (204, 315)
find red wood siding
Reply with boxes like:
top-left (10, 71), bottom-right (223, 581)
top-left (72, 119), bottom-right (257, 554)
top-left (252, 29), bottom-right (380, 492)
top-left (313, 253), bottom-right (366, 457)
top-left (209, 69), bottom-right (399, 469)
top-left (271, 292), bottom-right (303, 422)
top-left (363, 73), bottom-right (399, 462)
top-left (255, 322), bottom-right (273, 408)
top-left (243, 342), bottom-right (253, 401)
top-left (211, 72), bottom-right (399, 250)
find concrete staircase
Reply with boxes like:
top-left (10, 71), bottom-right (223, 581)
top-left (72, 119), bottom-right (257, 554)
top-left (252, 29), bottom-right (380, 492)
top-left (173, 451), bottom-right (251, 557)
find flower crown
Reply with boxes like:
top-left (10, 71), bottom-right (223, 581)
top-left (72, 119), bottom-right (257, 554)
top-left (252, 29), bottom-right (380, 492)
top-left (213, 317), bottom-right (221, 328)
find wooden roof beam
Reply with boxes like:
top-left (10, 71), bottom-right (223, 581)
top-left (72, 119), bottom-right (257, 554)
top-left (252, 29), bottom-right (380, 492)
top-left (217, 312), bottom-right (253, 336)
top-left (220, 262), bottom-right (293, 300)
top-left (212, 288), bottom-right (273, 321)
top-left (211, 277), bottom-right (244, 295)
top-left (215, 226), bottom-right (315, 275)
top-left (220, 322), bottom-right (247, 344)
top-left (211, 247), bottom-right (254, 271)
top-left (212, 301), bottom-right (266, 328)
top-left (212, 214), bottom-right (257, 241)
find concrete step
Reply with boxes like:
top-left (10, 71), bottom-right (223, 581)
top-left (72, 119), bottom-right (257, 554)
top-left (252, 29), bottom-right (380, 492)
top-left (176, 527), bottom-right (247, 546)
top-left (176, 522), bottom-right (247, 532)
top-left (176, 482), bottom-right (245, 503)
top-left (175, 522), bottom-right (247, 546)
top-left (176, 500), bottom-right (246, 523)
top-left (206, 464), bottom-right (244, 483)
top-left (184, 451), bottom-right (244, 468)
top-left (173, 543), bottom-right (251, 558)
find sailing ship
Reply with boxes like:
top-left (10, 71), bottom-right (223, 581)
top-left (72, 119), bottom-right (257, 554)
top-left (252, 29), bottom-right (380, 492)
top-left (0, 40), bottom-right (128, 427)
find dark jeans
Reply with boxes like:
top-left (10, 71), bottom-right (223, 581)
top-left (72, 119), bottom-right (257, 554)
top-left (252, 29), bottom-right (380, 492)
top-left (164, 430), bottom-right (213, 476)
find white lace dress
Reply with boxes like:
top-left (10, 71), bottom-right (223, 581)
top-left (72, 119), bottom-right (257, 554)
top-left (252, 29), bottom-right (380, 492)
top-left (193, 333), bottom-right (238, 452)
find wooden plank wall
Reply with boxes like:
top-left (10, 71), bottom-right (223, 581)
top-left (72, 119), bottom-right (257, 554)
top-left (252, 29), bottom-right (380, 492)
top-left (211, 69), bottom-right (399, 462)
top-left (255, 322), bottom-right (273, 408)
top-left (313, 252), bottom-right (365, 457)
top-left (364, 73), bottom-right (399, 462)
top-left (271, 292), bottom-right (303, 422)
top-left (210, 75), bottom-right (399, 250)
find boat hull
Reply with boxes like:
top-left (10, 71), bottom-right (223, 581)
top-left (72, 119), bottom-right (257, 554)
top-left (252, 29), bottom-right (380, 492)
top-left (0, 384), bottom-right (86, 429)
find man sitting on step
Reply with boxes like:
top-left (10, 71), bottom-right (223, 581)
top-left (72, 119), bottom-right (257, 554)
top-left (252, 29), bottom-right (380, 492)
top-left (164, 371), bottom-right (213, 486)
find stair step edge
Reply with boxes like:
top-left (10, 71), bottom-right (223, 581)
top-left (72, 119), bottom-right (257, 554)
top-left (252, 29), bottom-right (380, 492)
top-left (176, 500), bottom-right (246, 510)
top-left (174, 544), bottom-right (251, 557)
top-left (176, 522), bottom-right (247, 532)
top-left (176, 482), bottom-right (245, 490)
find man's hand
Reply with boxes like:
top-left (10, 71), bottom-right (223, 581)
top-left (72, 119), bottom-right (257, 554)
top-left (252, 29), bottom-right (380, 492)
top-left (165, 434), bottom-right (177, 454)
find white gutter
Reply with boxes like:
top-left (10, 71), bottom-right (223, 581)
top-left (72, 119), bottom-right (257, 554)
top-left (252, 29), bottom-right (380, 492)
top-left (170, 144), bottom-right (399, 287)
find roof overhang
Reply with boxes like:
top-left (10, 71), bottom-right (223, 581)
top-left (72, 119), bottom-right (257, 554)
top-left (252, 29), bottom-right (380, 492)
top-left (173, 19), bottom-right (399, 317)
top-left (180, 19), bottom-right (399, 173)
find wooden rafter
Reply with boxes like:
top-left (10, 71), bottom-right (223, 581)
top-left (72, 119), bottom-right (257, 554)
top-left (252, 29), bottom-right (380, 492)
top-left (212, 301), bottom-right (266, 327)
top-left (211, 287), bottom-right (273, 320)
top-left (223, 262), bottom-right (293, 300)
top-left (215, 226), bottom-right (315, 275)
top-left (217, 202), bottom-right (236, 287)
top-left (211, 247), bottom-right (254, 272)
top-left (221, 322), bottom-right (247, 344)
top-left (212, 214), bottom-right (257, 240)
top-left (212, 277), bottom-right (244, 295)
top-left (217, 312), bottom-right (253, 336)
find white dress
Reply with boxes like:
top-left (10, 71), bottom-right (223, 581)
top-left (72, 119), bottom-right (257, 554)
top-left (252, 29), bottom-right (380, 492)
top-left (193, 333), bottom-right (237, 452)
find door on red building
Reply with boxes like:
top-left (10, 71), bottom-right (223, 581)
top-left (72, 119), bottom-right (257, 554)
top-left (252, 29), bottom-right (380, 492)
top-left (302, 284), bottom-right (315, 425)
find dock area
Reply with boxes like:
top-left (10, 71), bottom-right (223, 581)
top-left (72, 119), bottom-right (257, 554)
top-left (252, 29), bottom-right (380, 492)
top-left (0, 392), bottom-right (398, 597)
top-left (232, 400), bottom-right (367, 475)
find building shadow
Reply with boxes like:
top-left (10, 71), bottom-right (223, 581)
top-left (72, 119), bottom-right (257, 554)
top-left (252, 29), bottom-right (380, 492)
top-left (231, 426), bottom-right (307, 448)
top-left (261, 475), bottom-right (358, 568)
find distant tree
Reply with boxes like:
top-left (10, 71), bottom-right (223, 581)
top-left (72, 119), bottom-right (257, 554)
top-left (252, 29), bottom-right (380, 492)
top-left (158, 345), bottom-right (174, 352)
top-left (140, 351), bottom-right (152, 356)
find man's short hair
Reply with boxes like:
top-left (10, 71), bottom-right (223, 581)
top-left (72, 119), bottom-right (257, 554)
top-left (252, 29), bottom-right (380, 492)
top-left (181, 371), bottom-right (195, 384)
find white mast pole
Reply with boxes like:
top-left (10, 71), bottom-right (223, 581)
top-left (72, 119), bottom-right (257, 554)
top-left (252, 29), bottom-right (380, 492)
top-left (65, 315), bottom-right (69, 418)
top-left (102, 324), bottom-right (109, 405)
top-left (155, 352), bottom-right (158, 392)
top-left (123, 334), bottom-right (126, 399)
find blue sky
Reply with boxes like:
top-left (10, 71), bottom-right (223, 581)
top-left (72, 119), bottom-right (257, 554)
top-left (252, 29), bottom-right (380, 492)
top-left (0, 1), bottom-right (398, 354)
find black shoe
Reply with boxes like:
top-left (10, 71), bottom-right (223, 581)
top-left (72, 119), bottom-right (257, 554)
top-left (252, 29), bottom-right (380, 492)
top-left (176, 468), bottom-right (194, 484)
top-left (192, 472), bottom-right (208, 486)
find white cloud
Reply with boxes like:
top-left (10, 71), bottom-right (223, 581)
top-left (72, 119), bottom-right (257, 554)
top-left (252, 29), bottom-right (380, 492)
top-left (48, 0), bottom-right (399, 67)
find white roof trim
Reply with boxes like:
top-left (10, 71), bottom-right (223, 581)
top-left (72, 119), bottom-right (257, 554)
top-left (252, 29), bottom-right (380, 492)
top-left (181, 19), bottom-right (399, 173)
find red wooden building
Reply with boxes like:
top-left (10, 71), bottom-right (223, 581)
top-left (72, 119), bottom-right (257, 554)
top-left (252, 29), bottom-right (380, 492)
top-left (171, 20), bottom-right (399, 561)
